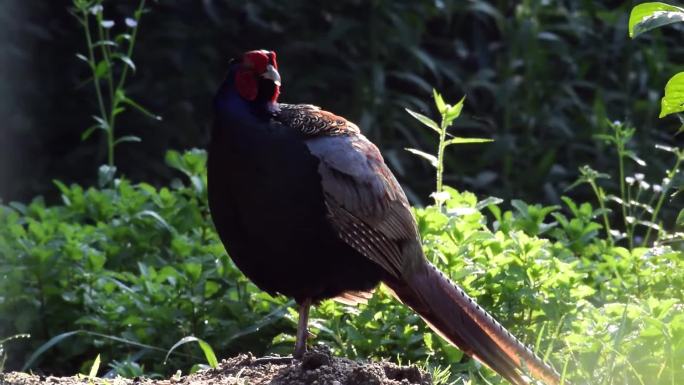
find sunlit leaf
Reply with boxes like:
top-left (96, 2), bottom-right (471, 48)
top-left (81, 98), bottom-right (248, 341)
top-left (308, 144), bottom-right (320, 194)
top-left (660, 72), bottom-right (684, 118)
top-left (92, 40), bottom-right (117, 48)
top-left (444, 137), bottom-right (493, 146)
top-left (117, 55), bottom-right (136, 72)
top-left (405, 148), bottom-right (438, 168)
top-left (629, 2), bottom-right (684, 38)
top-left (625, 151), bottom-right (647, 166)
top-left (443, 96), bottom-right (465, 127)
top-left (405, 108), bottom-right (440, 133)
top-left (75, 53), bottom-right (89, 63)
top-left (88, 354), bottom-right (100, 377)
top-left (433, 89), bottom-right (446, 115)
top-left (114, 135), bottom-right (142, 146)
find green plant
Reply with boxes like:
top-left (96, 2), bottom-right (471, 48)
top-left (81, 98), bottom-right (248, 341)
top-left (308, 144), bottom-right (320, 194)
top-left (630, 2), bottom-right (684, 120)
top-left (71, 0), bottom-right (160, 168)
top-left (405, 90), bottom-right (492, 204)
top-left (568, 120), bottom-right (683, 250)
top-left (0, 150), bottom-right (289, 376)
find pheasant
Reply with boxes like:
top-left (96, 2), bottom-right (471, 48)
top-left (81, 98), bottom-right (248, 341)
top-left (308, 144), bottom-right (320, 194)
top-left (207, 49), bottom-right (561, 385)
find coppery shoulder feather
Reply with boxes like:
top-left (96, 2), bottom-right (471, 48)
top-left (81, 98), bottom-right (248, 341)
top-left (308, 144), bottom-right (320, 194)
top-left (276, 103), bottom-right (360, 136)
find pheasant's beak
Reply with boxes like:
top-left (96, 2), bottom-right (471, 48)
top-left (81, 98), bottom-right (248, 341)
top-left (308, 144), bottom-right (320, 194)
top-left (261, 64), bottom-right (281, 86)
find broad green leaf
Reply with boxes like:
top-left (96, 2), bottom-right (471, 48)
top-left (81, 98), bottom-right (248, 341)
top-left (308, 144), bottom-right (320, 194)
top-left (405, 108), bottom-right (440, 133)
top-left (660, 72), bottom-right (684, 117)
top-left (405, 148), bottom-right (438, 168)
top-left (444, 137), bottom-right (493, 146)
top-left (629, 2), bottom-right (684, 38)
top-left (677, 208), bottom-right (684, 227)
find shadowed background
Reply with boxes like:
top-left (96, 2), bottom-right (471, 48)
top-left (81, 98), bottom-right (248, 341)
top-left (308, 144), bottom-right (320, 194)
top-left (1, 0), bottom-right (680, 208)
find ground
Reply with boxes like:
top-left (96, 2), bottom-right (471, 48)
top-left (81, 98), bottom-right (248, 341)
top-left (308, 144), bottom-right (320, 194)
top-left (0, 347), bottom-right (433, 385)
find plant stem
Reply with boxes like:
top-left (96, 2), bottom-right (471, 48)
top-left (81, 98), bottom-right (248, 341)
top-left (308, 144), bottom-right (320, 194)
top-left (617, 142), bottom-right (632, 249)
top-left (643, 153), bottom-right (683, 244)
top-left (95, 15), bottom-right (117, 167)
top-left (96, 18), bottom-right (115, 114)
top-left (106, 0), bottom-right (146, 166)
top-left (435, 117), bottom-right (447, 196)
top-left (589, 181), bottom-right (613, 246)
top-left (81, 10), bottom-right (110, 165)
top-left (116, 0), bottom-right (145, 91)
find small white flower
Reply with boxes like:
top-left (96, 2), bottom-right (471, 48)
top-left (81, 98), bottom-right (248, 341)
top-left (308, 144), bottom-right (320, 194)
top-left (634, 173), bottom-right (645, 181)
top-left (653, 184), bottom-right (662, 193)
top-left (100, 20), bottom-right (115, 29)
top-left (90, 4), bottom-right (103, 15)
top-left (625, 176), bottom-right (635, 185)
top-left (639, 181), bottom-right (650, 190)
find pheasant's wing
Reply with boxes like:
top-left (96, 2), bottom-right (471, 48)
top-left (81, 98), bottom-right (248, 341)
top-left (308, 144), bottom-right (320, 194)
top-left (275, 103), bottom-right (419, 277)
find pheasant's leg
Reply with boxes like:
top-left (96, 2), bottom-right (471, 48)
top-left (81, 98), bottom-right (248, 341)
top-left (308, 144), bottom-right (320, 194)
top-left (293, 298), bottom-right (312, 359)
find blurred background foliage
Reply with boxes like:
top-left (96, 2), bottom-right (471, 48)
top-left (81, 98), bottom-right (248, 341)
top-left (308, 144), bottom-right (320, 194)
top-left (1, 0), bottom-right (681, 210)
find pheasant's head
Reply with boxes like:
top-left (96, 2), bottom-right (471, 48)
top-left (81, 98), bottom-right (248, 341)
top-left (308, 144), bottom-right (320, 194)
top-left (234, 50), bottom-right (281, 103)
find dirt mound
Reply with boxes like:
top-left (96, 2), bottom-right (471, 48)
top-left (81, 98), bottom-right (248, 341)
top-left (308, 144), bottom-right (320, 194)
top-left (0, 347), bottom-right (432, 385)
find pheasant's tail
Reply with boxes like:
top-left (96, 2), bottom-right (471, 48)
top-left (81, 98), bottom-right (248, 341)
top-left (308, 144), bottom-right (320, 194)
top-left (386, 262), bottom-right (561, 385)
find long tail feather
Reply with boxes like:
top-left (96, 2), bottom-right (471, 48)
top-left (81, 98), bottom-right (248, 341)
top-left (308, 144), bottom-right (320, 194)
top-left (385, 261), bottom-right (561, 385)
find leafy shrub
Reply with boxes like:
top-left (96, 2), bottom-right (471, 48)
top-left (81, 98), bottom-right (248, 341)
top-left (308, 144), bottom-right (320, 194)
top-left (0, 150), bottom-right (290, 376)
top-left (1, 149), bottom-right (682, 384)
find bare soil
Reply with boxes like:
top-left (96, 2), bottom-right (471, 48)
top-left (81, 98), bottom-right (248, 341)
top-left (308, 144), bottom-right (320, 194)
top-left (0, 347), bottom-right (432, 385)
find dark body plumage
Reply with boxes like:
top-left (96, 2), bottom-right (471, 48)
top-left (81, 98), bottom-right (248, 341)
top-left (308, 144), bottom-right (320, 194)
top-left (209, 98), bottom-right (384, 303)
top-left (208, 51), bottom-right (562, 385)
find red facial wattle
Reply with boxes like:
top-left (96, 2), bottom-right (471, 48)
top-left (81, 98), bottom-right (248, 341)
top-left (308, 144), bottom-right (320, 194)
top-left (235, 50), bottom-right (280, 102)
